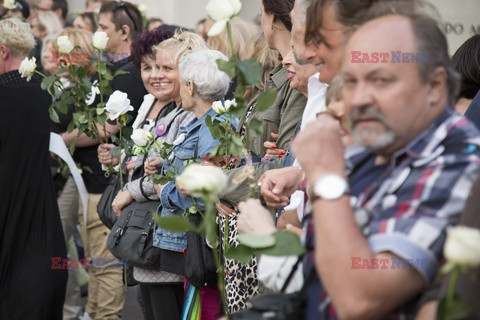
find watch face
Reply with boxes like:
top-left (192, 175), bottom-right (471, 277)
top-left (314, 174), bottom-right (349, 200)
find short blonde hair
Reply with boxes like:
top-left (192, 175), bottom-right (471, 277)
top-left (153, 30), bottom-right (208, 65)
top-left (51, 28), bottom-right (97, 77)
top-left (0, 18), bottom-right (35, 59)
top-left (206, 17), bottom-right (257, 61)
top-left (326, 75), bottom-right (344, 106)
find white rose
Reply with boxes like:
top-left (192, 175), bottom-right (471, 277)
top-left (212, 100), bottom-right (226, 114)
top-left (223, 99), bottom-right (236, 111)
top-left (131, 128), bottom-right (154, 147)
top-left (92, 31), bottom-right (109, 50)
top-left (3, 0), bottom-right (14, 9)
top-left (137, 3), bottom-right (147, 15)
top-left (18, 57), bottom-right (36, 81)
top-left (206, 0), bottom-right (242, 36)
top-left (57, 35), bottom-right (74, 54)
top-left (212, 99), bottom-right (237, 114)
top-left (176, 164), bottom-right (228, 197)
top-left (444, 226), bottom-right (480, 267)
top-left (105, 90), bottom-right (134, 121)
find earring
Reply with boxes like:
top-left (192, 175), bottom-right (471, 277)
top-left (271, 24), bottom-right (274, 30)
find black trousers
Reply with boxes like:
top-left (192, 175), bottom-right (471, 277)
top-left (139, 283), bottom-right (184, 320)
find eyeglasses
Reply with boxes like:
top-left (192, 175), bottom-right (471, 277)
top-left (114, 1), bottom-right (138, 32)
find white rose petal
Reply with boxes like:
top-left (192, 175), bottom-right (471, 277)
top-left (92, 31), bottom-right (109, 50)
top-left (176, 164), bottom-right (228, 197)
top-left (131, 128), bottom-right (154, 147)
top-left (3, 0), bottom-right (14, 9)
top-left (223, 99), bottom-right (237, 111)
top-left (138, 4), bottom-right (147, 15)
top-left (105, 90), bottom-right (134, 121)
top-left (207, 20), bottom-right (227, 37)
top-left (211, 100), bottom-right (226, 114)
top-left (57, 35), bottom-right (74, 54)
top-left (444, 226), bottom-right (480, 267)
top-left (227, 0), bottom-right (242, 15)
top-left (206, 0), bottom-right (233, 21)
top-left (18, 57), bottom-right (36, 81)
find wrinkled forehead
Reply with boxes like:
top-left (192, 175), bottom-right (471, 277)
top-left (343, 16), bottom-right (418, 71)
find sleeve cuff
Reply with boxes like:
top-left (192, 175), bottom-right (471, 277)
top-left (160, 181), bottom-right (174, 209)
top-left (368, 233), bottom-right (438, 286)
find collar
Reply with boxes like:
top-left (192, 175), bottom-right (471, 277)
top-left (270, 63), bottom-right (288, 88)
top-left (180, 108), bottom-right (217, 135)
top-left (0, 70), bottom-right (26, 86)
top-left (393, 108), bottom-right (455, 161)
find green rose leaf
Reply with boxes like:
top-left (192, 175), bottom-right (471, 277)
top-left (49, 106), bottom-right (60, 123)
top-left (225, 245), bottom-right (255, 264)
top-left (41, 75), bottom-right (57, 91)
top-left (257, 231), bottom-right (305, 256)
top-left (256, 87), bottom-right (277, 112)
top-left (216, 58), bottom-right (235, 78)
top-left (154, 215), bottom-right (197, 232)
top-left (109, 146), bottom-right (121, 156)
top-left (237, 59), bottom-right (262, 85)
top-left (206, 115), bottom-right (223, 139)
top-left (238, 234), bottom-right (276, 249)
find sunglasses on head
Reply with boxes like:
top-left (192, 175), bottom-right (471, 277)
top-left (114, 1), bottom-right (138, 32)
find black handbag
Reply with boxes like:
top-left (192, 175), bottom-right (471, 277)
top-left (106, 200), bottom-right (161, 269)
top-left (230, 256), bottom-right (312, 320)
top-left (184, 214), bottom-right (218, 287)
top-left (97, 173), bottom-right (121, 229)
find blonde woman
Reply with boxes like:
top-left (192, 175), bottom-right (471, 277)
top-left (49, 27), bottom-right (97, 320)
top-left (31, 10), bottom-right (63, 40)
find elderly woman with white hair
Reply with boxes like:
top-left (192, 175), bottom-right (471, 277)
top-left (148, 49), bottom-right (233, 320)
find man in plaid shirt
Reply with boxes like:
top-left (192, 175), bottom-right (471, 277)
top-left (250, 2), bottom-right (480, 320)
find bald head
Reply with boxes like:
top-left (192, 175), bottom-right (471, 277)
top-left (342, 13), bottom-right (451, 155)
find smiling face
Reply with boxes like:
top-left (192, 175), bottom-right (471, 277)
top-left (282, 50), bottom-right (317, 95)
top-left (140, 55), bottom-right (175, 103)
top-left (342, 16), bottom-right (444, 155)
top-left (303, 3), bottom-right (346, 84)
top-left (151, 49), bottom-right (181, 103)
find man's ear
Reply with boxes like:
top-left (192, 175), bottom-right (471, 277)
top-left (427, 66), bottom-right (448, 107)
top-left (120, 25), bottom-right (130, 40)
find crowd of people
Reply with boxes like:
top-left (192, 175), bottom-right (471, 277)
top-left (1, 0), bottom-right (480, 319)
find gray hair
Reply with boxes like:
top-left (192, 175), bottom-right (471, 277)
top-left (0, 18), bottom-right (35, 59)
top-left (178, 49), bottom-right (231, 103)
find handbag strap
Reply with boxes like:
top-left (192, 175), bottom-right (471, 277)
top-left (137, 219), bottom-right (153, 257)
top-left (113, 210), bottom-right (133, 245)
top-left (280, 255), bottom-right (304, 293)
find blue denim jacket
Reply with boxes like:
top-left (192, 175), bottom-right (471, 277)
top-left (153, 108), bottom-right (236, 252)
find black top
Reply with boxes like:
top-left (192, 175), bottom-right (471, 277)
top-left (0, 71), bottom-right (67, 319)
top-left (70, 56), bottom-right (147, 194)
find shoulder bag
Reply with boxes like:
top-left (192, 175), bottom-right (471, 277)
top-left (106, 200), bottom-right (161, 269)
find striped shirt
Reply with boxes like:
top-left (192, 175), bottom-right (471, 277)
top-left (305, 108), bottom-right (480, 320)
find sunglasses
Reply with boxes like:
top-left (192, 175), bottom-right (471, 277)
top-left (114, 1), bottom-right (138, 32)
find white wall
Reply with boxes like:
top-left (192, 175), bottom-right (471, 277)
top-left (68, 0), bottom-right (479, 53)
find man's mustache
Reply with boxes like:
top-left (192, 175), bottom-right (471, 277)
top-left (349, 105), bottom-right (389, 128)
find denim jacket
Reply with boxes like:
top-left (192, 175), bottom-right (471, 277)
top-left (153, 108), bottom-right (236, 252)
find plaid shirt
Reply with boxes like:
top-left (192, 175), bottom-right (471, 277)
top-left (305, 108), bottom-right (480, 320)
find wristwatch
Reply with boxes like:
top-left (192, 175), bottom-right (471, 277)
top-left (309, 173), bottom-right (349, 201)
